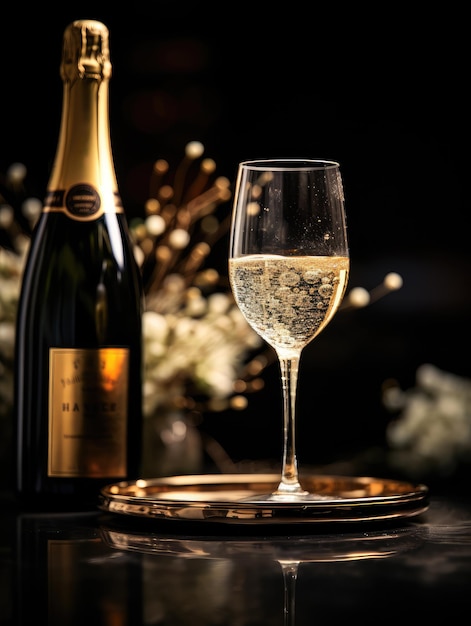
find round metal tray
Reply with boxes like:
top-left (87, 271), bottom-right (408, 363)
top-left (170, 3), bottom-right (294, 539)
top-left (98, 473), bottom-right (429, 525)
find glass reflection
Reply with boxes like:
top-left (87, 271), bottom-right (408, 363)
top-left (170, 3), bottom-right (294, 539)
top-left (101, 521), bottom-right (424, 625)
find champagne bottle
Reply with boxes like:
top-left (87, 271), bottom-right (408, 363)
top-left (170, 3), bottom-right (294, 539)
top-left (14, 20), bottom-right (143, 508)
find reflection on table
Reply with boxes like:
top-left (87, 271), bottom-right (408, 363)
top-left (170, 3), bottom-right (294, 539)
top-left (2, 493), bottom-right (471, 624)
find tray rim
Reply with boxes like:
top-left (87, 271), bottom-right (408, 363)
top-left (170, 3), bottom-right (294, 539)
top-left (98, 473), bottom-right (430, 525)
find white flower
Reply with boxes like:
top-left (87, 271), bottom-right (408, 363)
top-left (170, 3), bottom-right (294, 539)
top-left (0, 243), bottom-right (29, 416)
top-left (385, 364), bottom-right (471, 476)
top-left (0, 247), bottom-right (26, 367)
top-left (141, 288), bottom-right (262, 415)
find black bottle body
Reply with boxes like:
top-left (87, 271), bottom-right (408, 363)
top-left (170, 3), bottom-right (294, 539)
top-left (15, 209), bottom-right (143, 507)
top-left (14, 20), bottom-right (143, 509)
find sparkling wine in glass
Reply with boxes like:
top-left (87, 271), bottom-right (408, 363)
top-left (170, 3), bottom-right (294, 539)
top-left (229, 159), bottom-right (349, 501)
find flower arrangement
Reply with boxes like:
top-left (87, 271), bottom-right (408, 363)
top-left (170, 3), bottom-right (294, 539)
top-left (0, 162), bottom-right (40, 420)
top-left (383, 364), bottom-right (471, 479)
top-left (129, 141), bottom-right (266, 419)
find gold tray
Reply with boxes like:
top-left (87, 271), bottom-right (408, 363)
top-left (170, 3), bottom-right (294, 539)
top-left (98, 473), bottom-right (429, 525)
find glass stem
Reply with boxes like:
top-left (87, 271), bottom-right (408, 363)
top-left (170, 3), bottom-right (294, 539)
top-left (280, 561), bottom-right (299, 626)
top-left (274, 354), bottom-right (307, 495)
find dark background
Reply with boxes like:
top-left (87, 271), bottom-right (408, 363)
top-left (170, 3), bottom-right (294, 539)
top-left (1, 7), bottom-right (469, 473)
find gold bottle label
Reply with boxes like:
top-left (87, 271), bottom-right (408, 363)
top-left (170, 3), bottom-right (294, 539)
top-left (48, 347), bottom-right (129, 478)
top-left (43, 184), bottom-right (123, 221)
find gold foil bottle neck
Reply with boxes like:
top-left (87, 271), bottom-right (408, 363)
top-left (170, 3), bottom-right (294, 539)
top-left (61, 19), bottom-right (112, 83)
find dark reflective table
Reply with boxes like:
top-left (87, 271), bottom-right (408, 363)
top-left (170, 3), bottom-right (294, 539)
top-left (1, 488), bottom-right (471, 624)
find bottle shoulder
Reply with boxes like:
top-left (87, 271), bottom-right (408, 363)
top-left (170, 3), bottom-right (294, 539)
top-left (21, 212), bottom-right (142, 297)
top-left (29, 210), bottom-right (134, 243)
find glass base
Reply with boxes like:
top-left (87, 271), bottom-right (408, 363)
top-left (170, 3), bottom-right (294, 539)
top-left (245, 491), bottom-right (332, 503)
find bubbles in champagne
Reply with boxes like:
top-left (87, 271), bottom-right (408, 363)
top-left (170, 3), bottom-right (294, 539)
top-left (229, 254), bottom-right (349, 352)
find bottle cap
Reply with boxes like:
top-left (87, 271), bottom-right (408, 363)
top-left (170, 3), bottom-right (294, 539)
top-left (61, 19), bottom-right (112, 83)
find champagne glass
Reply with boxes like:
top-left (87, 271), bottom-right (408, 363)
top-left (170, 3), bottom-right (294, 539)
top-left (229, 159), bottom-right (349, 501)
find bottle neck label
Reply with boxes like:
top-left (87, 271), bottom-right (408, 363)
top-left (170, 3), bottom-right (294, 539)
top-left (43, 184), bottom-right (123, 221)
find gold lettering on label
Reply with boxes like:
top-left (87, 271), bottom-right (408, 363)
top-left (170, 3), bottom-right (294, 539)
top-left (48, 347), bottom-right (129, 478)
